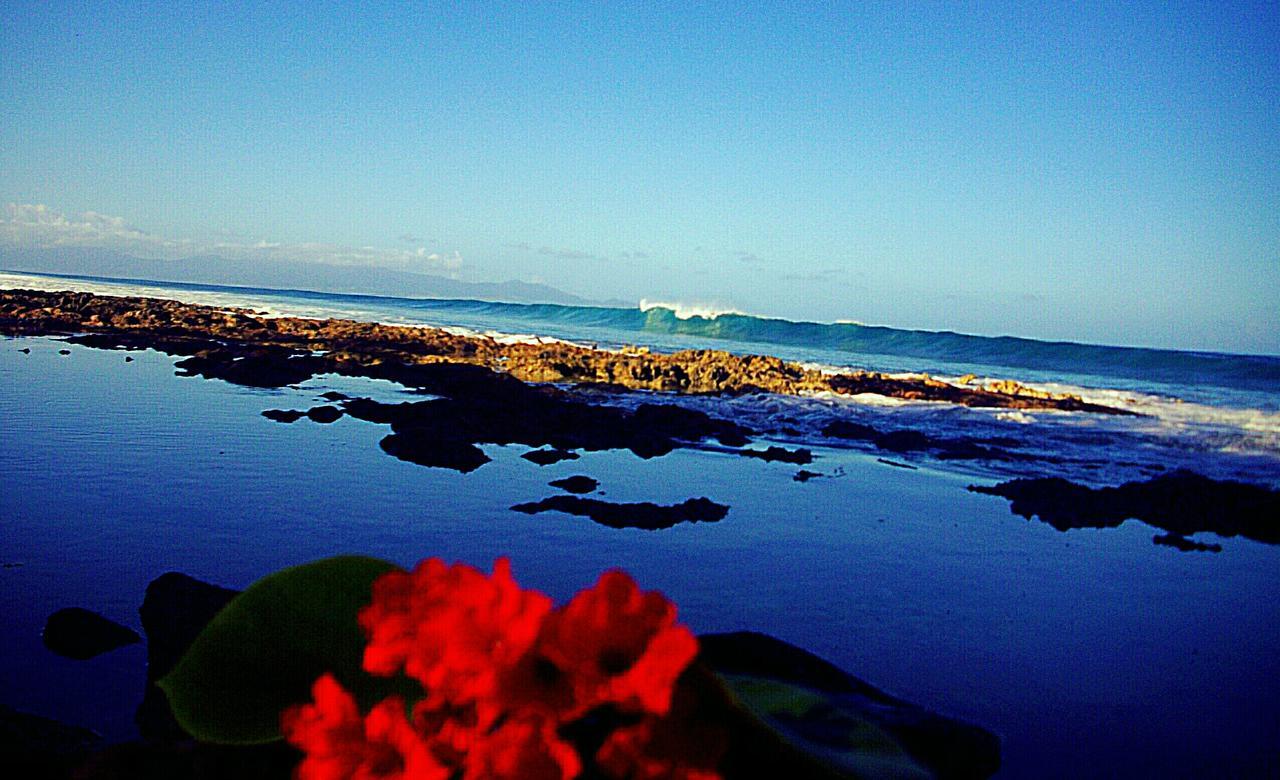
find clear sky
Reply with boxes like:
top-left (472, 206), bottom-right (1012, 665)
top-left (2, 2), bottom-right (1277, 353)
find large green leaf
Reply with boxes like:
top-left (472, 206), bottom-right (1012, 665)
top-left (720, 674), bottom-right (932, 779)
top-left (158, 555), bottom-right (409, 745)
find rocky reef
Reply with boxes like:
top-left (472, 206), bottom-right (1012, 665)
top-left (0, 288), bottom-right (1131, 414)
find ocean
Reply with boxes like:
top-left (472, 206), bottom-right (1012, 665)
top-left (2, 270), bottom-right (1278, 777)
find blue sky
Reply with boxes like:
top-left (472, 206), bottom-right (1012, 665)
top-left (2, 2), bottom-right (1277, 353)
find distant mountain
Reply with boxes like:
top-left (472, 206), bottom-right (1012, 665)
top-left (0, 247), bottom-right (596, 306)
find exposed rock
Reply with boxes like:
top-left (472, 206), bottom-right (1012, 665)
top-left (318, 391), bottom-right (348, 402)
top-left (739, 446), bottom-right (813, 465)
top-left (0, 288), bottom-right (1133, 413)
top-left (793, 470), bottom-right (822, 482)
top-left (380, 432), bottom-right (491, 473)
top-left (41, 608), bottom-right (140, 660)
top-left (874, 430), bottom-right (932, 453)
top-left (0, 704), bottom-right (100, 778)
top-left (548, 475), bottom-right (599, 494)
top-left (522, 448), bottom-right (580, 466)
top-left (1152, 533), bottom-right (1222, 553)
top-left (19, 347), bottom-right (31, 353)
top-left (124, 356), bottom-right (134, 362)
top-left (58, 349), bottom-right (70, 355)
top-left (174, 348), bottom-right (328, 388)
top-left (305, 405), bottom-right (343, 424)
top-left (826, 371), bottom-right (1126, 414)
top-left (336, 377), bottom-right (753, 472)
top-left (260, 409), bottom-right (305, 423)
top-left (970, 470), bottom-right (1280, 546)
top-left (136, 572), bottom-right (240, 741)
top-left (511, 495), bottom-right (729, 530)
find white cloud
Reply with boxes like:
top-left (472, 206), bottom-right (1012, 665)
top-left (1, 203), bottom-right (463, 276)
top-left (1, 203), bottom-right (186, 255)
top-left (505, 241), bottom-right (607, 262)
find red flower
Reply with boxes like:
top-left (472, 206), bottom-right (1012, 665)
top-left (463, 716), bottom-right (582, 780)
top-left (359, 558), bottom-right (552, 715)
top-left (595, 681), bottom-right (726, 780)
top-left (596, 718), bottom-right (722, 780)
top-left (288, 561), bottom-right (710, 779)
top-left (281, 674), bottom-right (447, 780)
top-left (409, 699), bottom-right (485, 769)
top-left (535, 570), bottom-right (699, 718)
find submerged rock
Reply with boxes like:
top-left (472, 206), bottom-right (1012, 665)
top-left (878, 458), bottom-right (919, 470)
top-left (511, 495), bottom-right (729, 530)
top-left (824, 418), bottom-right (1020, 463)
top-left (823, 420), bottom-right (878, 440)
top-left (701, 632), bottom-right (1001, 779)
top-left (42, 608), bottom-right (140, 660)
top-left (739, 445), bottom-right (814, 464)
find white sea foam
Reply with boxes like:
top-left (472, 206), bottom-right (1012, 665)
top-left (638, 299), bottom-right (745, 320)
top-left (995, 411), bottom-right (1036, 424)
top-left (929, 372), bottom-right (1280, 457)
top-left (486, 331), bottom-right (582, 347)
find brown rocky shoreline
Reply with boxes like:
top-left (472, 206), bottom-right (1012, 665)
top-left (0, 288), bottom-right (1131, 414)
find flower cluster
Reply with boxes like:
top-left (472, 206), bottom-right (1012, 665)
top-left (282, 558), bottom-right (720, 779)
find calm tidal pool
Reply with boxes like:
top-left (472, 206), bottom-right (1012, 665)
top-left (2, 336), bottom-right (1277, 777)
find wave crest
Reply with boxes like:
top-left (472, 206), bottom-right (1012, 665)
top-left (638, 299), bottom-right (746, 320)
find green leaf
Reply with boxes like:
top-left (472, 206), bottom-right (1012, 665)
top-left (158, 555), bottom-right (409, 744)
top-left (720, 674), bottom-right (932, 779)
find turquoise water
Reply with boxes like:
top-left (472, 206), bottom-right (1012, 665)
top-left (2, 336), bottom-right (1278, 777)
